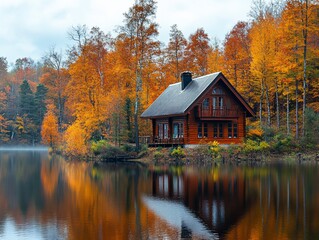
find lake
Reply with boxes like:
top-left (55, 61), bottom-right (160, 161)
top-left (0, 150), bottom-right (318, 239)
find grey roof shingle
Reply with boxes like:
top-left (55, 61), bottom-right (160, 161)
top-left (141, 72), bottom-right (220, 118)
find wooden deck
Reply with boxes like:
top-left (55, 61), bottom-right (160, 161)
top-left (139, 136), bottom-right (184, 147)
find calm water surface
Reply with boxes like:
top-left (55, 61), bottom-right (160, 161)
top-left (0, 150), bottom-right (318, 239)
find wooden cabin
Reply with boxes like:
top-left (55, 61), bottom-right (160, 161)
top-left (141, 72), bottom-right (254, 146)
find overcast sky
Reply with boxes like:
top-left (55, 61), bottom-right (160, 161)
top-left (0, 0), bottom-right (256, 65)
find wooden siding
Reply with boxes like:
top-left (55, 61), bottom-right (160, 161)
top-left (186, 109), bottom-right (245, 144)
top-left (148, 81), bottom-right (249, 145)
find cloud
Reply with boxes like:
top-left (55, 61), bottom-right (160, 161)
top-left (0, 0), bottom-right (253, 64)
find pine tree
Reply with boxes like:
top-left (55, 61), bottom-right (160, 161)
top-left (19, 79), bottom-right (35, 119)
top-left (34, 84), bottom-right (48, 126)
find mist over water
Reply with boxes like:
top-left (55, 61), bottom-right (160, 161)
top-left (0, 146), bottom-right (49, 151)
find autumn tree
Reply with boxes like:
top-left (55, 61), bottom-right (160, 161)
top-left (223, 21), bottom-right (251, 93)
top-left (184, 28), bottom-right (212, 76)
top-left (282, 0), bottom-right (319, 137)
top-left (121, 0), bottom-right (160, 150)
top-left (64, 26), bottom-right (111, 153)
top-left (64, 121), bottom-right (88, 156)
top-left (166, 24), bottom-right (187, 81)
top-left (42, 48), bottom-right (70, 131)
top-left (41, 104), bottom-right (59, 147)
top-left (250, 4), bottom-right (280, 126)
top-left (207, 38), bottom-right (224, 74)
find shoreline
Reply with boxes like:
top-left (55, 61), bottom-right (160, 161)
top-left (95, 148), bottom-right (319, 167)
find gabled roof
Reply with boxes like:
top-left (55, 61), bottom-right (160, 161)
top-left (141, 72), bottom-right (255, 118)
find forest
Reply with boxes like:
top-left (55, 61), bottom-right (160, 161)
top-left (0, 0), bottom-right (318, 156)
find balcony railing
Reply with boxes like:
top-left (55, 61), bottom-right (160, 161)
top-left (199, 108), bottom-right (239, 118)
top-left (151, 136), bottom-right (185, 145)
top-left (139, 136), bottom-right (185, 145)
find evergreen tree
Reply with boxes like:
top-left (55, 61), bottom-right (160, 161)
top-left (19, 79), bottom-right (35, 119)
top-left (34, 84), bottom-right (48, 126)
top-left (34, 84), bottom-right (48, 143)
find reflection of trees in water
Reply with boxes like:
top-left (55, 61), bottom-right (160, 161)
top-left (225, 165), bottom-right (319, 240)
top-left (149, 165), bottom-right (319, 239)
top-left (1, 153), bottom-right (319, 240)
top-left (0, 151), bottom-right (47, 216)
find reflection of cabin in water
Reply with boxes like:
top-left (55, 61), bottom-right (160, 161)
top-left (149, 170), bottom-right (251, 238)
top-left (141, 72), bottom-right (254, 146)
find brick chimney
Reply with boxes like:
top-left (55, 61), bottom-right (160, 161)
top-left (181, 71), bottom-right (192, 90)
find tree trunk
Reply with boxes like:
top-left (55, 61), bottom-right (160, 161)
top-left (302, 0), bottom-right (308, 137)
top-left (275, 81), bottom-right (280, 129)
top-left (134, 97), bottom-right (139, 151)
top-left (135, 70), bottom-right (140, 151)
top-left (295, 78), bottom-right (299, 140)
top-left (259, 78), bottom-right (265, 125)
top-left (287, 90), bottom-right (290, 135)
top-left (266, 84), bottom-right (271, 126)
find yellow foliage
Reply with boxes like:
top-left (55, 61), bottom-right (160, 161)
top-left (64, 121), bottom-right (88, 156)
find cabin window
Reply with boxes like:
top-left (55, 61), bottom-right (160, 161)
top-left (158, 123), bottom-right (163, 139)
top-left (228, 123), bottom-right (232, 138)
top-left (164, 124), bottom-right (168, 139)
top-left (212, 97), bottom-right (224, 115)
top-left (203, 98), bottom-right (209, 110)
top-left (204, 123), bottom-right (208, 137)
top-left (213, 124), bottom-right (218, 138)
top-left (234, 123), bottom-right (238, 138)
top-left (212, 97), bottom-right (216, 109)
top-left (198, 122), bottom-right (202, 138)
top-left (158, 123), bottom-right (169, 139)
top-left (218, 97), bottom-right (224, 109)
top-left (173, 122), bottom-right (184, 139)
top-left (228, 122), bottom-right (238, 138)
top-left (219, 123), bottom-right (223, 138)
top-left (198, 122), bottom-right (208, 138)
top-left (212, 87), bottom-right (224, 95)
top-left (213, 123), bottom-right (223, 138)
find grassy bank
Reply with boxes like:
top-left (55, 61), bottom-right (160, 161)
top-left (136, 144), bottom-right (319, 166)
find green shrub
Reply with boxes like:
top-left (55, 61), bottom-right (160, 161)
top-left (301, 108), bottom-right (319, 148)
top-left (272, 134), bottom-right (294, 152)
top-left (224, 143), bottom-right (242, 159)
top-left (170, 146), bottom-right (185, 159)
top-left (243, 139), bottom-right (270, 154)
top-left (91, 140), bottom-right (126, 158)
top-left (91, 140), bottom-right (109, 155)
top-left (140, 144), bottom-right (148, 152)
top-left (154, 151), bottom-right (164, 160)
top-left (262, 126), bottom-right (276, 142)
top-left (101, 145), bottom-right (126, 159)
top-left (120, 144), bottom-right (135, 153)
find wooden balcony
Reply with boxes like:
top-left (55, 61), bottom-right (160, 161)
top-left (197, 107), bottom-right (239, 119)
top-left (145, 136), bottom-right (185, 147)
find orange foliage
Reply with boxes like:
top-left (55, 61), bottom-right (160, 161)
top-left (41, 104), bottom-right (59, 147)
top-left (247, 128), bottom-right (264, 139)
top-left (64, 121), bottom-right (88, 156)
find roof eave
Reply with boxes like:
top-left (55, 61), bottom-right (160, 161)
top-left (140, 112), bottom-right (186, 119)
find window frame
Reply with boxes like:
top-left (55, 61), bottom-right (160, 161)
top-left (158, 122), bottom-right (169, 139)
top-left (227, 122), bottom-right (238, 138)
top-left (173, 122), bottom-right (184, 139)
top-left (198, 122), bottom-right (203, 138)
top-left (213, 123), bottom-right (223, 138)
